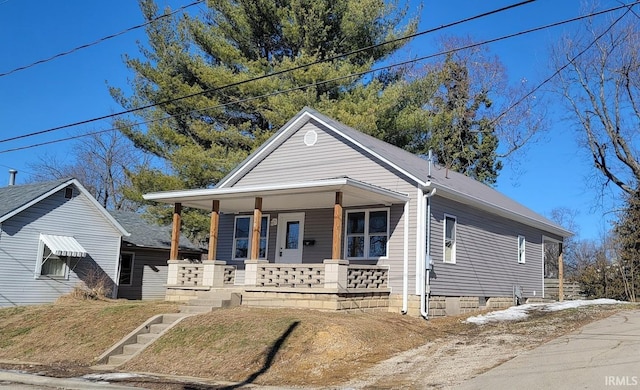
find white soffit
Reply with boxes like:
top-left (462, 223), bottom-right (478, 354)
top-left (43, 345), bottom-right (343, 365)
top-left (143, 178), bottom-right (409, 212)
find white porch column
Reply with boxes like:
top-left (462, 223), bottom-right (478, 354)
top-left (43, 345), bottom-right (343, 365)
top-left (202, 260), bottom-right (228, 288)
top-left (244, 259), bottom-right (268, 286)
top-left (324, 259), bottom-right (349, 290)
top-left (167, 260), bottom-right (180, 285)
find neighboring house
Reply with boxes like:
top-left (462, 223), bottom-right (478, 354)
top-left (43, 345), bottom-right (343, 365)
top-left (143, 108), bottom-right (572, 316)
top-left (0, 178), bottom-right (129, 307)
top-left (110, 210), bottom-right (204, 301)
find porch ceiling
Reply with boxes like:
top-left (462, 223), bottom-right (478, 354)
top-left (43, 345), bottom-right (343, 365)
top-left (143, 178), bottom-right (410, 212)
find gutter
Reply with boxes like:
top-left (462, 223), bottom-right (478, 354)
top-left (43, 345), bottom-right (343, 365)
top-left (401, 200), bottom-right (410, 314)
top-left (421, 185), bottom-right (436, 319)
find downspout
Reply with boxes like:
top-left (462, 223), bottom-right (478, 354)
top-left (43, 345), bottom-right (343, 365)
top-left (421, 186), bottom-right (436, 319)
top-left (401, 200), bottom-right (410, 314)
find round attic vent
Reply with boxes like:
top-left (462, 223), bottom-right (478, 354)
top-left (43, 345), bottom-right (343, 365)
top-left (303, 130), bottom-right (318, 146)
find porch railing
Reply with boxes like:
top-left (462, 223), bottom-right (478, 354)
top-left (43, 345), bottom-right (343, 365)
top-left (175, 261), bottom-right (204, 287)
top-left (347, 265), bottom-right (388, 289)
top-left (256, 264), bottom-right (325, 288)
top-left (167, 259), bottom-right (388, 291)
top-left (167, 260), bottom-right (235, 288)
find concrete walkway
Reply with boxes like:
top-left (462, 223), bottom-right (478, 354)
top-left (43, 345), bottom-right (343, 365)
top-left (0, 370), bottom-right (141, 389)
top-left (455, 310), bottom-right (640, 390)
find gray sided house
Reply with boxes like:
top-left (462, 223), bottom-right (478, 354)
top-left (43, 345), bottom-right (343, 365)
top-left (144, 108), bottom-right (571, 316)
top-left (0, 178), bottom-right (129, 307)
top-left (110, 210), bottom-right (204, 301)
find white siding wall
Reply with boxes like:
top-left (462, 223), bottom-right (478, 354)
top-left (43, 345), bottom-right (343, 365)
top-left (223, 121), bottom-right (420, 294)
top-left (0, 188), bottom-right (122, 307)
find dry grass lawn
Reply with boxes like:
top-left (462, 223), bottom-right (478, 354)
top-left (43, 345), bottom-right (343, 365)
top-left (0, 297), bottom-right (636, 389)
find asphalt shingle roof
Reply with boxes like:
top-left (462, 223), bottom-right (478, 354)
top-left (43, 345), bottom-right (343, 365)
top-left (110, 210), bottom-right (203, 252)
top-left (219, 107), bottom-right (570, 237)
top-left (0, 178), bottom-right (72, 219)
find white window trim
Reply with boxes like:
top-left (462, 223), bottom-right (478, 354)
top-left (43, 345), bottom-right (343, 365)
top-left (35, 239), bottom-right (70, 279)
top-left (344, 208), bottom-right (390, 260)
top-left (119, 252), bottom-right (135, 286)
top-left (443, 213), bottom-right (457, 264)
top-left (518, 235), bottom-right (526, 264)
top-left (232, 214), bottom-right (270, 260)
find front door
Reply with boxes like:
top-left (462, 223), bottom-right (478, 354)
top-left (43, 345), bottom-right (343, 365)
top-left (276, 212), bottom-right (305, 263)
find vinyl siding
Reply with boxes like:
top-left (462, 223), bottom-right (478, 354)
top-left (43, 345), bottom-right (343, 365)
top-left (117, 248), bottom-right (202, 300)
top-left (0, 188), bottom-right (122, 307)
top-left (428, 195), bottom-right (549, 298)
top-left (223, 121), bottom-right (419, 293)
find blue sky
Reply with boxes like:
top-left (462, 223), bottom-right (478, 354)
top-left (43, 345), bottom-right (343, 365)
top-left (0, 0), bottom-right (628, 241)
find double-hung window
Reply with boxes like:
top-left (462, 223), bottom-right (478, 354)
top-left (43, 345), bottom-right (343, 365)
top-left (443, 214), bottom-right (457, 264)
top-left (345, 209), bottom-right (389, 259)
top-left (518, 235), bottom-right (526, 264)
top-left (233, 215), bottom-right (269, 260)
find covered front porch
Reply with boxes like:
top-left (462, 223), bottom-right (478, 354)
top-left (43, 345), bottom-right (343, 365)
top-left (143, 177), bottom-right (410, 311)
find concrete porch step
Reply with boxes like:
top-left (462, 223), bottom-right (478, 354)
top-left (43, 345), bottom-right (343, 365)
top-left (177, 290), bottom-right (243, 314)
top-left (95, 312), bottom-right (192, 369)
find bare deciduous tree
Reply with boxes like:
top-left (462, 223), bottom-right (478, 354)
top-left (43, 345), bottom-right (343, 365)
top-left (552, 8), bottom-right (640, 197)
top-left (28, 130), bottom-right (147, 210)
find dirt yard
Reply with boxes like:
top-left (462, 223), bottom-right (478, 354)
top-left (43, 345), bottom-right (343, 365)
top-left (0, 299), bottom-right (634, 389)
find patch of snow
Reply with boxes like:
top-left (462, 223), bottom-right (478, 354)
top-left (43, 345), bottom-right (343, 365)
top-left (465, 299), bottom-right (626, 324)
top-left (542, 298), bottom-right (621, 312)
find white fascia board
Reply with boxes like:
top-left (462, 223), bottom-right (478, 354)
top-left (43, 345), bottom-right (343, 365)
top-left (304, 112), bottom-right (425, 186)
top-left (216, 112), bottom-right (313, 188)
top-left (422, 181), bottom-right (572, 239)
top-left (144, 177), bottom-right (409, 204)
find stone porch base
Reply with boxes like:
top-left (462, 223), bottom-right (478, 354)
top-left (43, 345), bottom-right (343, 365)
top-left (165, 286), bottom-right (531, 318)
top-left (241, 288), bottom-right (391, 312)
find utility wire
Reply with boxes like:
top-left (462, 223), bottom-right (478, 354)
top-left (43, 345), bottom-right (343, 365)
top-left (1, 1), bottom-right (636, 155)
top-left (0, 0), bottom-right (205, 78)
top-left (0, 0), bottom-right (536, 145)
top-left (491, 1), bottom-right (638, 125)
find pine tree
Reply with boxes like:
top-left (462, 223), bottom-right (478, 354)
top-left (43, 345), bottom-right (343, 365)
top-left (111, 1), bottom-right (534, 237)
top-left (612, 190), bottom-right (640, 302)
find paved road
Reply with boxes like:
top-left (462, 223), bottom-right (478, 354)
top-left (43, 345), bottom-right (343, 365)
top-left (3, 309), bottom-right (639, 390)
top-left (455, 309), bottom-right (640, 390)
top-left (0, 371), bottom-right (141, 389)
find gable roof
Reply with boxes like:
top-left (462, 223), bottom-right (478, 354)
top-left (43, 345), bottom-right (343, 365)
top-left (0, 178), bottom-right (129, 236)
top-left (110, 210), bottom-right (203, 252)
top-left (217, 107), bottom-right (572, 238)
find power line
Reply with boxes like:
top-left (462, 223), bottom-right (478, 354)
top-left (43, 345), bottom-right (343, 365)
top-left (1, 1), bottom-right (636, 155)
top-left (491, 1), bottom-right (638, 125)
top-left (0, 0), bottom-right (536, 145)
top-left (0, 0), bottom-right (205, 78)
